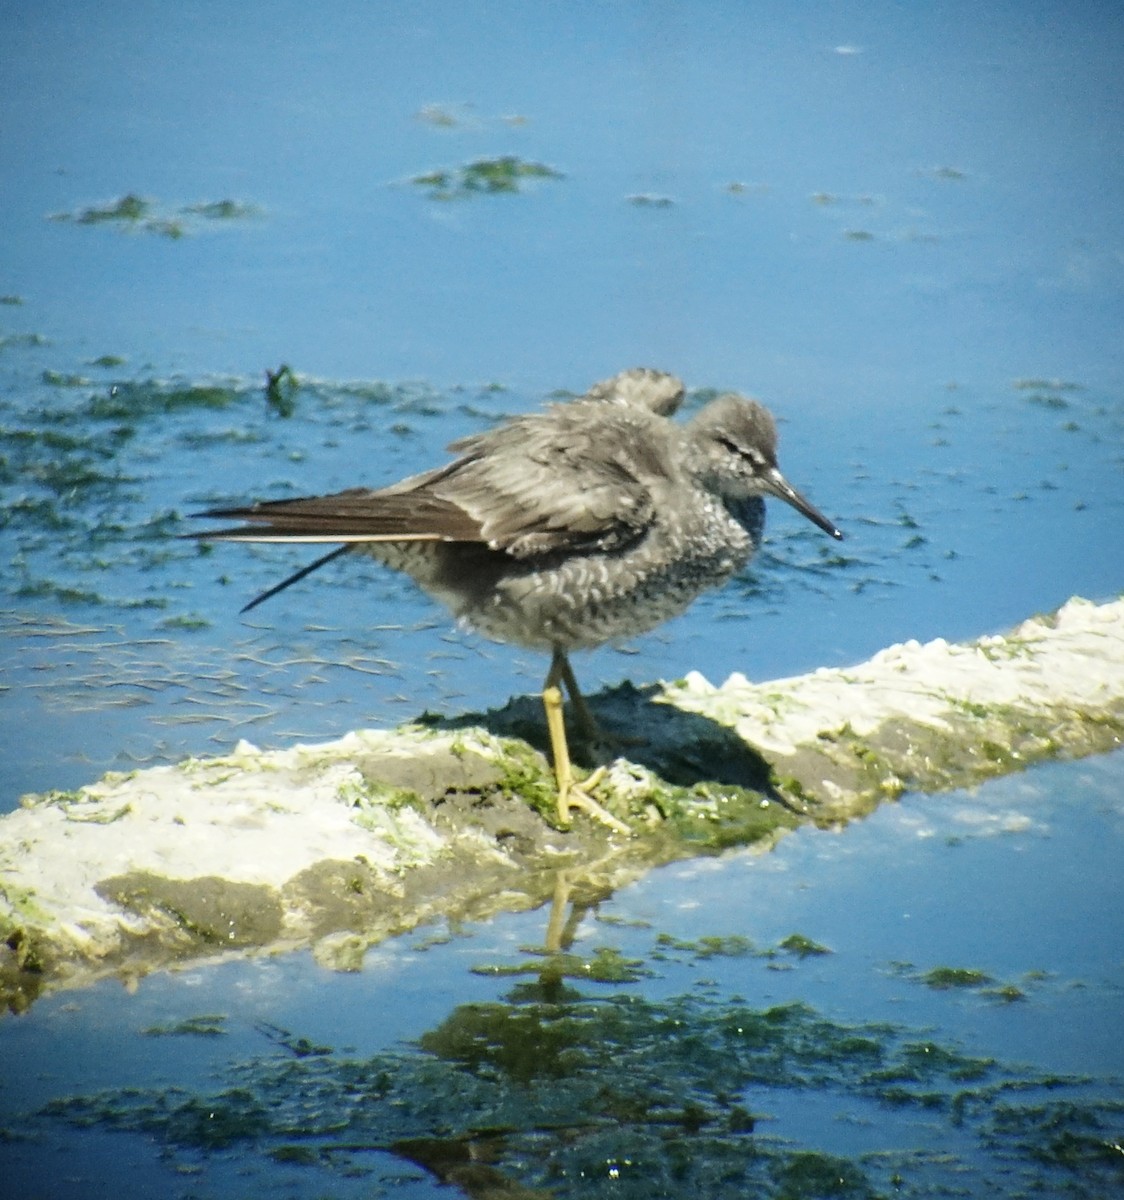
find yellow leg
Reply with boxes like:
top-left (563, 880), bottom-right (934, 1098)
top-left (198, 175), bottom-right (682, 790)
top-left (556, 652), bottom-right (602, 742)
top-left (543, 654), bottom-right (629, 835)
top-left (543, 681), bottom-right (575, 822)
top-left (544, 869), bottom-right (572, 954)
top-left (556, 649), bottom-right (644, 751)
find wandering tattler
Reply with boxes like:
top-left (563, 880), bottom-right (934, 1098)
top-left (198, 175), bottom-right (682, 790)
top-left (190, 368), bottom-right (842, 830)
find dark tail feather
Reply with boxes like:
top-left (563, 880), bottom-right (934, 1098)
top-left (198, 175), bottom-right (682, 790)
top-left (241, 545), bottom-right (351, 614)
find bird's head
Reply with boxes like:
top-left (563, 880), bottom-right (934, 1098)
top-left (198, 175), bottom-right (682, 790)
top-left (686, 394), bottom-right (842, 540)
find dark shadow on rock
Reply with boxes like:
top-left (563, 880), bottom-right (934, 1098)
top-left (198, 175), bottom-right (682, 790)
top-left (439, 681), bottom-right (797, 809)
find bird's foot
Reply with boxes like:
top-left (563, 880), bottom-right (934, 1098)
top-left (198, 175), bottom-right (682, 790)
top-left (557, 767), bottom-right (631, 836)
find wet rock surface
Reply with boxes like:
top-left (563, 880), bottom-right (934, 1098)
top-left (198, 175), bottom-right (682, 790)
top-left (1, 595), bottom-right (1121, 1010)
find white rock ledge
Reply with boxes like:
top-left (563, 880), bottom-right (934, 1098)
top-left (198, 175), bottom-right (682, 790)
top-left (1, 595), bottom-right (1121, 1009)
top-left (665, 594), bottom-right (1124, 754)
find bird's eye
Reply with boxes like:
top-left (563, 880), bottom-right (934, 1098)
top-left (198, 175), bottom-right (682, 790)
top-left (717, 435), bottom-right (765, 470)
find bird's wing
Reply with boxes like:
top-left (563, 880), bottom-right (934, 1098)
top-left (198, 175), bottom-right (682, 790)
top-left (191, 401), bottom-right (673, 559)
top-left (436, 401), bottom-right (670, 556)
top-left (191, 486), bottom-right (482, 543)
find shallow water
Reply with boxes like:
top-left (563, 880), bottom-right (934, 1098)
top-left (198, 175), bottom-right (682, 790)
top-left (2, 756), bottom-right (1121, 1197)
top-left (2, 3), bottom-right (1123, 1196)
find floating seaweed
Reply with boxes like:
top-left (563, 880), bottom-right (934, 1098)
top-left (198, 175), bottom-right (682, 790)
top-left (410, 156), bottom-right (563, 200)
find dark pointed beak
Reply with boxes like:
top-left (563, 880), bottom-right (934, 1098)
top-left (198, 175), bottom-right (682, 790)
top-left (762, 467), bottom-right (843, 540)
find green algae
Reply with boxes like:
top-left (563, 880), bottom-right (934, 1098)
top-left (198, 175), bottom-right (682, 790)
top-left (182, 199), bottom-right (261, 220)
top-left (62, 801), bottom-right (132, 825)
top-left (177, 425), bottom-right (264, 448)
top-left (41, 369), bottom-right (91, 388)
top-left (991, 1098), bottom-right (1124, 1172)
top-left (895, 1040), bottom-right (995, 1083)
top-left (890, 962), bottom-right (1040, 1002)
top-left (26, 787), bottom-right (85, 810)
top-left (471, 945), bottom-right (650, 985)
top-left (923, 966), bottom-right (994, 990)
top-left (658, 783), bottom-right (802, 849)
top-left (1013, 377), bottom-right (1083, 392)
top-left (340, 772), bottom-right (425, 819)
top-left (33, 973), bottom-right (1122, 1197)
top-left (1025, 391), bottom-right (1071, 409)
top-left (256, 1023), bottom-right (333, 1058)
top-left (411, 155), bottom-right (564, 200)
top-left (21, 455), bottom-right (129, 494)
top-left (779, 933), bottom-right (832, 959)
top-left (50, 193), bottom-right (152, 226)
top-left (157, 613), bottom-right (210, 631)
top-left (798, 698), bottom-right (1124, 820)
top-left (143, 1014), bottom-right (228, 1037)
top-left (2, 373), bottom-right (254, 580)
top-left (490, 736), bottom-right (570, 823)
top-left (770, 1152), bottom-right (874, 1198)
top-left (654, 932), bottom-right (832, 967)
top-left (87, 380), bottom-right (241, 420)
top-left (414, 102), bottom-right (462, 127)
top-left (267, 1143), bottom-right (320, 1165)
top-left (0, 332), bottom-right (49, 352)
top-left (984, 983), bottom-right (1027, 1003)
top-left (687, 933), bottom-right (757, 959)
top-left (0, 921), bottom-right (48, 975)
top-left (0, 882), bottom-right (52, 928)
top-left (49, 194), bottom-right (262, 236)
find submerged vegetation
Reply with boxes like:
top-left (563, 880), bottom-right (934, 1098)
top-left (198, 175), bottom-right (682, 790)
top-left (28, 932), bottom-right (1123, 1198)
top-left (410, 155), bottom-right (564, 199)
top-left (652, 932), bottom-right (832, 962)
top-left (628, 193), bottom-right (676, 207)
top-left (0, 368), bottom-right (465, 618)
top-left (922, 965), bottom-right (993, 990)
top-left (48, 194), bottom-right (262, 238)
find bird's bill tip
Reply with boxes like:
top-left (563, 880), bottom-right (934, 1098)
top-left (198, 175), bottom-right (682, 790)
top-left (765, 469), bottom-right (843, 540)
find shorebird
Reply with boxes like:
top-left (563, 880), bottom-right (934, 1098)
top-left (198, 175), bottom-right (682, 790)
top-left (189, 368), bottom-right (842, 830)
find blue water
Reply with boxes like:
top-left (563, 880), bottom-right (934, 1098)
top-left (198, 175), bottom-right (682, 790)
top-left (1, 755), bottom-right (1121, 1197)
top-left (5, 2), bottom-right (1123, 391)
top-left (3, 0), bottom-right (1123, 796)
top-left (1, 3), bottom-right (1123, 1195)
